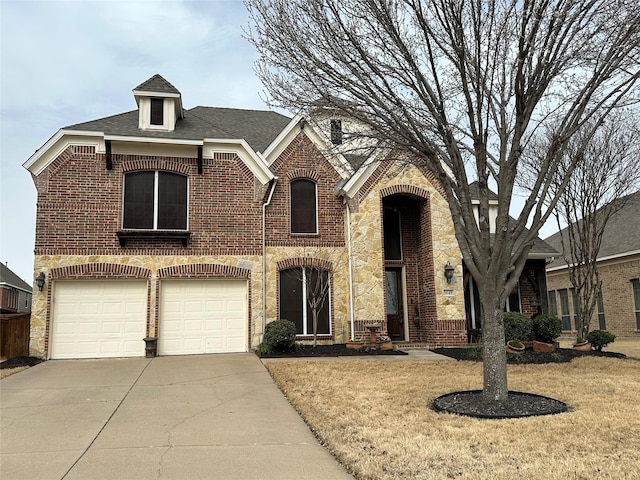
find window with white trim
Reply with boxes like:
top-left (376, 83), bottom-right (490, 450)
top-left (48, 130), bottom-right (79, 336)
top-left (558, 289), bottom-right (572, 330)
top-left (632, 279), bottom-right (640, 330)
top-left (548, 290), bottom-right (558, 316)
top-left (123, 171), bottom-right (187, 230)
top-left (279, 267), bottom-right (331, 336)
top-left (597, 289), bottom-right (606, 330)
top-left (150, 98), bottom-right (164, 126)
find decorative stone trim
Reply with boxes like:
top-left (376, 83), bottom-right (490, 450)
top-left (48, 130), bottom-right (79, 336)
top-left (276, 257), bottom-right (333, 272)
top-left (286, 168), bottom-right (320, 182)
top-left (157, 263), bottom-right (250, 278)
top-left (121, 158), bottom-right (191, 175)
top-left (380, 184), bottom-right (431, 200)
top-left (49, 263), bottom-right (151, 279)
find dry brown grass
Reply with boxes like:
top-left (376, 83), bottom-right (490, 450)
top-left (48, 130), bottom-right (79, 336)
top-left (266, 356), bottom-right (640, 480)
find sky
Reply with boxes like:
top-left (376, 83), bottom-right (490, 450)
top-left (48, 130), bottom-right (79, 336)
top-left (1, 0), bottom-right (561, 288)
top-left (1, 0), bottom-right (274, 284)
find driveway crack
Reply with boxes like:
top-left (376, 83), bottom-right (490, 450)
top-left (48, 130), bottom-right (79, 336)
top-left (60, 358), bottom-right (154, 479)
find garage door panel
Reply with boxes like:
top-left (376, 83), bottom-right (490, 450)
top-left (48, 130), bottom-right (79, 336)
top-left (160, 280), bottom-right (247, 355)
top-left (51, 281), bottom-right (147, 359)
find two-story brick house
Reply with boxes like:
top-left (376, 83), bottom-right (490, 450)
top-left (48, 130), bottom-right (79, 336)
top-left (24, 75), bottom-right (556, 359)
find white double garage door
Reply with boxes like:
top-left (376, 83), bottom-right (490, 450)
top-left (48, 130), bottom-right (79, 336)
top-left (50, 280), bottom-right (247, 359)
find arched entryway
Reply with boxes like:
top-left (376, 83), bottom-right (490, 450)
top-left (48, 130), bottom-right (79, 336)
top-left (380, 188), bottom-right (436, 343)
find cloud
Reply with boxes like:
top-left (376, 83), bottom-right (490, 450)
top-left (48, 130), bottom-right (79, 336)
top-left (0, 0), bottom-right (269, 283)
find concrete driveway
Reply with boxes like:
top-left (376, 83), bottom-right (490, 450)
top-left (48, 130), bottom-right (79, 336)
top-left (0, 354), bottom-right (353, 480)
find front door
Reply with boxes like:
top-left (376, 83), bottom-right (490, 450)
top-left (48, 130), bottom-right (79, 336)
top-left (385, 267), bottom-right (405, 340)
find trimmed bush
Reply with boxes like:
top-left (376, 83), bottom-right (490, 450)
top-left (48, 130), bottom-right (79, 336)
top-left (503, 312), bottom-right (532, 342)
top-left (260, 319), bottom-right (297, 354)
top-left (588, 330), bottom-right (616, 351)
top-left (531, 314), bottom-right (562, 343)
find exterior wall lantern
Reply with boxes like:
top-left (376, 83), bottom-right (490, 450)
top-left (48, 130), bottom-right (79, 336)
top-left (35, 272), bottom-right (46, 291)
top-left (444, 261), bottom-right (455, 284)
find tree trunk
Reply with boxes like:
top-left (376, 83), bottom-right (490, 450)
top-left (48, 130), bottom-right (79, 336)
top-left (311, 307), bottom-right (318, 347)
top-left (480, 294), bottom-right (509, 402)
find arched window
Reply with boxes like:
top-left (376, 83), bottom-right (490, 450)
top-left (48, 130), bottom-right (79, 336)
top-left (123, 171), bottom-right (187, 230)
top-left (290, 179), bottom-right (317, 234)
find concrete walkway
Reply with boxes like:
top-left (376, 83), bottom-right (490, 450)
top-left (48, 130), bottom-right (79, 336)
top-left (1, 354), bottom-right (353, 480)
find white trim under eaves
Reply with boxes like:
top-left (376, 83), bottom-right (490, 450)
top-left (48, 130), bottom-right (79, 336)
top-left (546, 249), bottom-right (640, 272)
top-left (104, 135), bottom-right (203, 146)
top-left (23, 130), bottom-right (104, 176)
top-left (339, 148), bottom-right (385, 198)
top-left (203, 138), bottom-right (274, 185)
top-left (261, 114), bottom-right (304, 163)
top-left (133, 90), bottom-right (181, 99)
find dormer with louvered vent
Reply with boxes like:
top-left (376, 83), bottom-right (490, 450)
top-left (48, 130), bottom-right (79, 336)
top-left (133, 74), bottom-right (184, 132)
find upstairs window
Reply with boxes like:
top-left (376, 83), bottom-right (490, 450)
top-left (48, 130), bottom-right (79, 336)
top-left (123, 171), bottom-right (187, 230)
top-left (330, 119), bottom-right (342, 145)
top-left (290, 179), bottom-right (317, 234)
top-left (150, 98), bottom-right (164, 126)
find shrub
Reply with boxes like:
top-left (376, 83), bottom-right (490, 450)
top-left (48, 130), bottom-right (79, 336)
top-left (531, 314), bottom-right (562, 343)
top-left (588, 330), bottom-right (616, 351)
top-left (503, 312), bottom-right (532, 342)
top-left (260, 319), bottom-right (297, 354)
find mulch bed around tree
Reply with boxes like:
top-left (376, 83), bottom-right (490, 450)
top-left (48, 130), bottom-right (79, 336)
top-left (432, 390), bottom-right (569, 419)
top-left (0, 356), bottom-right (44, 369)
top-left (431, 346), bottom-right (626, 363)
top-left (257, 343), bottom-right (408, 358)
top-left (429, 346), bottom-right (625, 418)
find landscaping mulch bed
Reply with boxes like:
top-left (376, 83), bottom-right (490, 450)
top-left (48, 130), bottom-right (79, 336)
top-left (432, 346), bottom-right (626, 363)
top-left (429, 346), bottom-right (625, 418)
top-left (0, 356), bottom-right (44, 369)
top-left (257, 343), bottom-right (408, 358)
top-left (432, 390), bottom-right (569, 419)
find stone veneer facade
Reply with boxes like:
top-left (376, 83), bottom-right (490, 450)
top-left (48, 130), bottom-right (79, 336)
top-left (29, 130), bottom-right (478, 357)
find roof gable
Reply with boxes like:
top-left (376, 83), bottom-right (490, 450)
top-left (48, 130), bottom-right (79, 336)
top-left (133, 74), bottom-right (181, 95)
top-left (0, 263), bottom-right (32, 292)
top-left (545, 190), bottom-right (640, 267)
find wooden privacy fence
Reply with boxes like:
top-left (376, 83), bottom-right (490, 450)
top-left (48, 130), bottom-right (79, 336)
top-left (1, 314), bottom-right (30, 359)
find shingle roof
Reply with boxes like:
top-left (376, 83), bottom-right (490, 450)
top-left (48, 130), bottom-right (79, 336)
top-left (545, 190), bottom-right (640, 268)
top-left (66, 106), bottom-right (292, 153)
top-left (134, 74), bottom-right (181, 94)
top-left (0, 263), bottom-right (32, 292)
top-left (468, 181), bottom-right (499, 201)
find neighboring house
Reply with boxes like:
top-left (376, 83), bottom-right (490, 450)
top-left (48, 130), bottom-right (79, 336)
top-left (545, 192), bottom-right (640, 337)
top-left (0, 263), bottom-right (32, 314)
top-left (23, 74), bottom-right (556, 359)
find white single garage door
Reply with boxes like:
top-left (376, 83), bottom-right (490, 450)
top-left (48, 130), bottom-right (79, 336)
top-left (159, 280), bottom-right (247, 355)
top-left (51, 281), bottom-right (147, 359)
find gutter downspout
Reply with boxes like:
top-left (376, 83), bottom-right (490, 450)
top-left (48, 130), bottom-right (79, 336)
top-left (345, 198), bottom-right (355, 340)
top-left (262, 177), bottom-right (278, 341)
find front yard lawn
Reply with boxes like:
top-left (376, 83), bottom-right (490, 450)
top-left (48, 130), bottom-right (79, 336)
top-left (265, 355), bottom-right (640, 480)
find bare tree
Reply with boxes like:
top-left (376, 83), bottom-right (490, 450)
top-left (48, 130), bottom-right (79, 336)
top-left (528, 112), bottom-right (640, 340)
top-left (245, 0), bottom-right (640, 403)
top-left (281, 263), bottom-right (332, 347)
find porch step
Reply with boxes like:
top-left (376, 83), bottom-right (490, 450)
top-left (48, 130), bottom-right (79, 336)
top-left (394, 342), bottom-right (432, 350)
